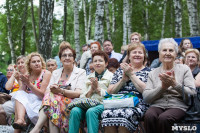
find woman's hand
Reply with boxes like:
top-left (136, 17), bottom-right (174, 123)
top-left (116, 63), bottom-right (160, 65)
top-left (19, 74), bottom-right (31, 86)
top-left (13, 65), bottom-right (20, 81)
top-left (159, 71), bottom-right (176, 89)
top-left (121, 63), bottom-right (134, 77)
top-left (120, 63), bottom-right (130, 82)
top-left (90, 77), bottom-right (98, 91)
top-left (50, 84), bottom-right (62, 95)
top-left (90, 77), bottom-right (102, 95)
top-left (14, 71), bottom-right (20, 81)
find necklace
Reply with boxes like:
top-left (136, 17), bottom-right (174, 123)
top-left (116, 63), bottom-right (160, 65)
top-left (66, 74), bottom-right (68, 78)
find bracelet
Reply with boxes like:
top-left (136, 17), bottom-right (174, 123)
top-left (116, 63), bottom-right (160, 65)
top-left (61, 89), bottom-right (65, 95)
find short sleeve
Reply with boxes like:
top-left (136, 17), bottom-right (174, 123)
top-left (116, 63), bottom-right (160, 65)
top-left (110, 68), bottom-right (123, 84)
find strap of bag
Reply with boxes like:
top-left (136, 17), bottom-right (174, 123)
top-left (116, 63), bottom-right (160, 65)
top-left (83, 58), bottom-right (91, 69)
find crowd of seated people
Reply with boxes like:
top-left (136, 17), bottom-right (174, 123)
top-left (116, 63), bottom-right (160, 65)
top-left (0, 32), bottom-right (199, 133)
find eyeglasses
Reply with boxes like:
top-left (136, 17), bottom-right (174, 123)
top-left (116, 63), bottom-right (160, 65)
top-left (61, 54), bottom-right (73, 58)
top-left (7, 69), bottom-right (14, 72)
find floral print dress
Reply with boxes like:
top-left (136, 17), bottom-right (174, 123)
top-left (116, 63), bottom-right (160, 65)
top-left (43, 80), bottom-right (72, 133)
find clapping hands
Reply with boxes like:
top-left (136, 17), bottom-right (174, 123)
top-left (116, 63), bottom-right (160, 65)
top-left (19, 74), bottom-right (30, 86)
top-left (90, 77), bottom-right (100, 94)
top-left (120, 63), bottom-right (134, 82)
top-left (159, 70), bottom-right (176, 89)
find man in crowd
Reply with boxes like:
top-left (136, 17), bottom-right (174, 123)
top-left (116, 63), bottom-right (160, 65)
top-left (103, 40), bottom-right (122, 62)
top-left (82, 44), bottom-right (89, 53)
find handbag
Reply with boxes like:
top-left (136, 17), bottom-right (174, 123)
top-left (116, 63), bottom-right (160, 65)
top-left (0, 92), bottom-right (11, 104)
top-left (68, 98), bottom-right (100, 110)
top-left (182, 85), bottom-right (200, 121)
top-left (103, 92), bottom-right (139, 109)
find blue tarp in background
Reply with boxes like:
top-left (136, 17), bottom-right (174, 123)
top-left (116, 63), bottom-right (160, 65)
top-left (142, 36), bottom-right (200, 51)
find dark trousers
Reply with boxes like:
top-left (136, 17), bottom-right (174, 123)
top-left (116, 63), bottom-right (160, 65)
top-left (144, 106), bottom-right (185, 133)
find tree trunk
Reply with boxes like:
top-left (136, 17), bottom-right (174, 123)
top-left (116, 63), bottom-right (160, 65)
top-left (83, 0), bottom-right (88, 43)
top-left (170, 0), bottom-right (174, 37)
top-left (38, 0), bottom-right (54, 60)
top-left (173, 0), bottom-right (182, 38)
top-left (21, 0), bottom-right (29, 55)
top-left (6, 0), bottom-right (15, 64)
top-left (186, 0), bottom-right (199, 36)
top-left (143, 0), bottom-right (149, 40)
top-left (161, 0), bottom-right (167, 38)
top-left (112, 0), bottom-right (115, 33)
top-left (123, 0), bottom-right (128, 45)
top-left (73, 0), bottom-right (81, 60)
top-left (94, 0), bottom-right (104, 44)
top-left (63, 0), bottom-right (67, 41)
top-left (105, 0), bottom-right (111, 40)
top-left (31, 0), bottom-right (38, 51)
top-left (127, 0), bottom-right (132, 38)
top-left (87, 0), bottom-right (92, 41)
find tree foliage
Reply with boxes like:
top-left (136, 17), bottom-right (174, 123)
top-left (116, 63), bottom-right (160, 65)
top-left (0, 0), bottom-right (199, 72)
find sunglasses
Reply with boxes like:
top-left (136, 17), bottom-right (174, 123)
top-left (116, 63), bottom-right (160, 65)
top-left (7, 69), bottom-right (14, 72)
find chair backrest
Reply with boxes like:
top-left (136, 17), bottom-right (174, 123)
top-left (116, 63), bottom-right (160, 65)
top-left (183, 87), bottom-right (200, 121)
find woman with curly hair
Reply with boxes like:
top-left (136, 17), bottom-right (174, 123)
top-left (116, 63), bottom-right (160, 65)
top-left (12, 53), bottom-right (51, 132)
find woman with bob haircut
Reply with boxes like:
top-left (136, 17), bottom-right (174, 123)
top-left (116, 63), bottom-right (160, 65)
top-left (69, 50), bottom-right (113, 133)
top-left (184, 48), bottom-right (200, 87)
top-left (80, 41), bottom-right (102, 75)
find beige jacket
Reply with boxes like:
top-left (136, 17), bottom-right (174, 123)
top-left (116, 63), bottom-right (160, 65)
top-left (80, 69), bottom-right (113, 103)
top-left (143, 64), bottom-right (196, 111)
top-left (80, 50), bottom-right (92, 69)
top-left (47, 66), bottom-right (86, 91)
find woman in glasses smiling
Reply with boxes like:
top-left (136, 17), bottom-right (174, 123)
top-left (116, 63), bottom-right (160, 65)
top-left (31, 42), bottom-right (86, 133)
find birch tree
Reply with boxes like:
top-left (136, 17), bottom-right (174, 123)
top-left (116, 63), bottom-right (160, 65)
top-left (173, 0), bottom-right (182, 37)
top-left (105, 0), bottom-right (111, 40)
top-left (38, 0), bottom-right (54, 60)
top-left (31, 0), bottom-right (38, 50)
top-left (161, 0), bottom-right (167, 38)
top-left (127, 0), bottom-right (132, 38)
top-left (186, 0), bottom-right (199, 36)
top-left (73, 0), bottom-right (81, 60)
top-left (6, 0), bottom-right (15, 63)
top-left (87, 0), bottom-right (92, 40)
top-left (123, 0), bottom-right (128, 45)
top-left (170, 0), bottom-right (174, 37)
top-left (83, 0), bottom-right (89, 43)
top-left (94, 0), bottom-right (104, 44)
top-left (112, 0), bottom-right (115, 33)
top-left (143, 0), bottom-right (149, 40)
top-left (21, 0), bottom-right (29, 55)
top-left (63, 0), bottom-right (67, 41)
